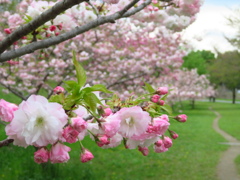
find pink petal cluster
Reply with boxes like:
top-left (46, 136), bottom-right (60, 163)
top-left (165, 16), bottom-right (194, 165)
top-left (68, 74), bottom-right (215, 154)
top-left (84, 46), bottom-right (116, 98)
top-left (154, 136), bottom-right (172, 153)
top-left (97, 135), bottom-right (110, 147)
top-left (81, 149), bottom-right (94, 163)
top-left (62, 126), bottom-right (79, 143)
top-left (175, 114), bottom-right (187, 122)
top-left (138, 146), bottom-right (149, 156)
top-left (5, 95), bottom-right (68, 147)
top-left (34, 148), bottom-right (49, 164)
top-left (117, 106), bottom-right (151, 138)
top-left (53, 86), bottom-right (64, 94)
top-left (50, 142), bottom-right (71, 163)
top-left (71, 117), bottom-right (87, 133)
top-left (102, 113), bottom-right (121, 137)
top-left (156, 87), bottom-right (168, 95)
top-left (0, 99), bottom-right (18, 122)
top-left (102, 107), bottom-right (112, 117)
top-left (151, 94), bottom-right (160, 103)
top-left (147, 117), bottom-right (170, 135)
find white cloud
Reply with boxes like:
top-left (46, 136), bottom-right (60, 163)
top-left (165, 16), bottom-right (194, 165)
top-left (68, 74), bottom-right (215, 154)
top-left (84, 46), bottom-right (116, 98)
top-left (182, 3), bottom-right (239, 53)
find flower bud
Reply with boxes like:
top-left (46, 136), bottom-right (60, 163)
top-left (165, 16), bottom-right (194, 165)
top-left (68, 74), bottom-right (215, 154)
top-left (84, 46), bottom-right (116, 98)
top-left (34, 148), bottom-right (49, 164)
top-left (155, 139), bottom-right (163, 147)
top-left (138, 146), bottom-right (149, 156)
top-left (151, 94), bottom-right (160, 103)
top-left (4, 28), bottom-right (11, 34)
top-left (62, 126), bottom-right (79, 143)
top-left (49, 25), bottom-right (56, 31)
top-left (53, 86), bottom-right (65, 94)
top-left (50, 143), bottom-right (71, 163)
top-left (0, 99), bottom-right (18, 122)
top-left (154, 144), bottom-right (168, 153)
top-left (174, 114), bottom-right (187, 122)
top-left (156, 87), bottom-right (168, 95)
top-left (71, 117), bottom-right (87, 133)
top-left (169, 130), bottom-right (178, 139)
top-left (81, 149), bottom-right (94, 163)
top-left (102, 108), bottom-right (112, 117)
top-left (158, 99), bottom-right (165, 106)
top-left (163, 136), bottom-right (172, 148)
top-left (97, 135), bottom-right (110, 147)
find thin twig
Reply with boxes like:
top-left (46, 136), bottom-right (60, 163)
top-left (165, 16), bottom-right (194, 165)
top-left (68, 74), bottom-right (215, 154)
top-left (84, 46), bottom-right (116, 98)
top-left (0, 139), bottom-right (14, 148)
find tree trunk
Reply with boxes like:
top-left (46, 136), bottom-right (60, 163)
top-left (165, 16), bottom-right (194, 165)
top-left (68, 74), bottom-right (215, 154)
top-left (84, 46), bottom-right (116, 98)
top-left (232, 88), bottom-right (236, 104)
top-left (191, 99), bottom-right (195, 109)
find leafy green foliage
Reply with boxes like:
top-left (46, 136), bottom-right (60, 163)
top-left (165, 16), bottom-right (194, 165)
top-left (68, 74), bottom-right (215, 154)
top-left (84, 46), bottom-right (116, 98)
top-left (144, 82), bottom-right (155, 94)
top-left (208, 51), bottom-right (240, 89)
top-left (72, 51), bottom-right (87, 88)
top-left (182, 50), bottom-right (215, 75)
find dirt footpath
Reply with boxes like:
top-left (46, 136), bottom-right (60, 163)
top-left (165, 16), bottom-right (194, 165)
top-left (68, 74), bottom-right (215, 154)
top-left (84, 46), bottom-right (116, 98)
top-left (211, 109), bottom-right (240, 180)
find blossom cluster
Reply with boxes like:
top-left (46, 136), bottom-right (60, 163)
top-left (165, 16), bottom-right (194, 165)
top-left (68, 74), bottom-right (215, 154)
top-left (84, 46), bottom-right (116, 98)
top-left (0, 0), bottom-right (213, 104)
top-left (0, 80), bottom-right (187, 163)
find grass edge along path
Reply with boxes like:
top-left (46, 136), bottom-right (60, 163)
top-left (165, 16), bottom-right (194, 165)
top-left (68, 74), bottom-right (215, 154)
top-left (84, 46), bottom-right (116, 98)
top-left (211, 108), bottom-right (240, 180)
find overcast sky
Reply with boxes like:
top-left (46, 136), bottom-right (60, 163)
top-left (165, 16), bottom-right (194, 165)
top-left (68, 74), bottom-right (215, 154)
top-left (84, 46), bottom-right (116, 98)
top-left (182, 0), bottom-right (240, 53)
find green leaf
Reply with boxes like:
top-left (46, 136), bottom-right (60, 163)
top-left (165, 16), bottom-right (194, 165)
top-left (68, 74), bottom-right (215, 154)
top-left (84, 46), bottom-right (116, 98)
top-left (72, 50), bottom-right (86, 88)
top-left (83, 92), bottom-right (101, 113)
top-left (24, 14), bottom-right (32, 23)
top-left (161, 94), bottom-right (168, 101)
top-left (49, 94), bottom-right (65, 104)
top-left (89, 84), bottom-right (113, 94)
top-left (64, 80), bottom-right (79, 92)
top-left (161, 104), bottom-right (172, 115)
top-left (144, 82), bottom-right (155, 94)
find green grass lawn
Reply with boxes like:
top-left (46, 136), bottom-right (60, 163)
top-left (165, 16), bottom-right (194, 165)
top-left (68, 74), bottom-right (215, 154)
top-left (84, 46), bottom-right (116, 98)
top-left (206, 102), bottom-right (240, 140)
top-left (0, 92), bottom-right (230, 180)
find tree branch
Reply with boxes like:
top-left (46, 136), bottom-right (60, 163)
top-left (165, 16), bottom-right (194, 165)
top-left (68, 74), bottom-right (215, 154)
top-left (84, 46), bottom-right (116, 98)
top-left (0, 82), bottom-right (27, 100)
top-left (0, 0), bottom-right (152, 62)
top-left (0, 139), bottom-right (14, 148)
top-left (0, 0), bottom-right (85, 54)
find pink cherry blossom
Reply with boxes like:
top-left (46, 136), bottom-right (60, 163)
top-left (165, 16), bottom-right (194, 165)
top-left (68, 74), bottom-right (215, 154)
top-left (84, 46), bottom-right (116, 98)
top-left (138, 146), bottom-right (149, 156)
top-left (53, 86), bottom-right (64, 94)
top-left (116, 106), bottom-right (151, 138)
top-left (147, 117), bottom-right (170, 135)
top-left (151, 94), bottom-right (160, 103)
top-left (0, 99), bottom-right (18, 122)
top-left (34, 148), bottom-right (49, 164)
top-left (5, 95), bottom-right (68, 147)
top-left (62, 126), bottom-right (79, 143)
top-left (81, 149), bottom-right (94, 163)
top-left (4, 28), bottom-right (11, 34)
top-left (97, 135), bottom-right (110, 147)
top-left (156, 87), bottom-right (168, 95)
top-left (160, 114), bottom-right (169, 121)
top-left (102, 113), bottom-right (121, 138)
top-left (158, 99), bottom-right (165, 106)
top-left (154, 143), bottom-right (168, 153)
top-left (175, 114), bottom-right (187, 122)
top-left (71, 116), bottom-right (87, 133)
top-left (155, 139), bottom-right (163, 147)
top-left (169, 131), bottom-right (179, 139)
top-left (49, 25), bottom-right (56, 31)
top-left (102, 107), bottom-right (112, 117)
top-left (50, 142), bottom-right (71, 163)
top-left (163, 136), bottom-right (173, 148)
top-left (101, 133), bottom-right (123, 148)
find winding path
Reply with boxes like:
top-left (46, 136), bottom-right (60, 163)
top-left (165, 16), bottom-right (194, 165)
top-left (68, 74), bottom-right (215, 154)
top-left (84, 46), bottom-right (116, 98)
top-left (211, 108), bottom-right (240, 180)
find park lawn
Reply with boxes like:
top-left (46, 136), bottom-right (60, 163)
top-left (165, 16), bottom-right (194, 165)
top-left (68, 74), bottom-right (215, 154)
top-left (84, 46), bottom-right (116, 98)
top-left (0, 93), bottom-right (228, 180)
top-left (207, 101), bottom-right (240, 140)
